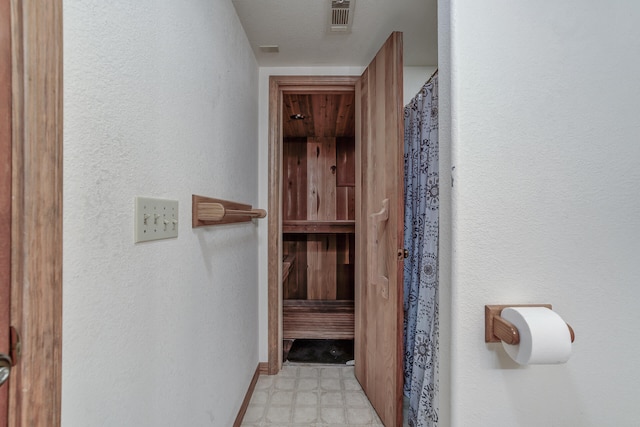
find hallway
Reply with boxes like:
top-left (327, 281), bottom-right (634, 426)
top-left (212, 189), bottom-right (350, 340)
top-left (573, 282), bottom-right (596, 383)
top-left (241, 364), bottom-right (408, 426)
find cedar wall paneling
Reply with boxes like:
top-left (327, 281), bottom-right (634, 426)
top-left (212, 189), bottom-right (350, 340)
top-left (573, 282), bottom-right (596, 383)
top-left (283, 137), bottom-right (355, 302)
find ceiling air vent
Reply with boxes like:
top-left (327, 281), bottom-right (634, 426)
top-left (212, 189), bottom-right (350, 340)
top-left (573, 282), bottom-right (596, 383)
top-left (329, 0), bottom-right (355, 33)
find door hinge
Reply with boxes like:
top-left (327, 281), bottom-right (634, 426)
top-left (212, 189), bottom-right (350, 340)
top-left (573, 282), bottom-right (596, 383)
top-left (397, 248), bottom-right (409, 259)
top-left (10, 326), bottom-right (20, 366)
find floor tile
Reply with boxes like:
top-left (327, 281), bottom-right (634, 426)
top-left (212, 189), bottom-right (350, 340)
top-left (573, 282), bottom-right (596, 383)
top-left (255, 376), bottom-right (274, 390)
top-left (242, 405), bottom-right (266, 424)
top-left (344, 391), bottom-right (368, 407)
top-left (271, 391), bottom-right (294, 405)
top-left (274, 377), bottom-right (296, 391)
top-left (343, 378), bottom-right (361, 390)
top-left (296, 391), bottom-right (319, 406)
top-left (320, 406), bottom-right (346, 424)
top-left (298, 366), bottom-right (320, 378)
top-left (319, 378), bottom-right (341, 391)
top-left (346, 407), bottom-right (374, 424)
top-left (320, 391), bottom-right (344, 406)
top-left (279, 365), bottom-right (298, 377)
top-left (265, 405), bottom-right (292, 423)
top-left (249, 390), bottom-right (269, 406)
top-left (298, 377), bottom-right (319, 391)
top-left (320, 367), bottom-right (341, 378)
top-left (240, 362), bottom-right (410, 426)
top-left (292, 405), bottom-right (319, 423)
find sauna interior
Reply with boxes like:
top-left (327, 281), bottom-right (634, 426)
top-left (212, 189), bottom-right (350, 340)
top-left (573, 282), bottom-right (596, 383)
top-left (281, 91), bottom-right (356, 362)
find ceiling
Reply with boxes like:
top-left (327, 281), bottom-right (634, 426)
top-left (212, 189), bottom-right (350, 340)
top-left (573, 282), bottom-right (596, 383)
top-left (231, 0), bottom-right (438, 67)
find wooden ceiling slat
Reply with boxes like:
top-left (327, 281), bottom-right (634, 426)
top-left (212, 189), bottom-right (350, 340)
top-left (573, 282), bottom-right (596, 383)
top-left (283, 93), bottom-right (354, 138)
top-left (299, 94), bottom-right (314, 137)
top-left (324, 95), bottom-right (339, 137)
top-left (335, 94), bottom-right (355, 137)
top-left (312, 95), bottom-right (325, 137)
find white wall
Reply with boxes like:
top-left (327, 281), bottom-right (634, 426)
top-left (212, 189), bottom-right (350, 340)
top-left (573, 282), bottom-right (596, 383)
top-left (436, 1), bottom-right (451, 426)
top-left (404, 66), bottom-right (438, 105)
top-left (256, 64), bottom-right (437, 362)
top-left (445, 1), bottom-right (640, 425)
top-left (63, 1), bottom-right (259, 425)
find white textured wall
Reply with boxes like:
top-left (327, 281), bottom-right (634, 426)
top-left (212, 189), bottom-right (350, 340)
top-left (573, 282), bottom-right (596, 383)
top-left (446, 1), bottom-right (640, 425)
top-left (63, 1), bottom-right (259, 425)
top-left (404, 66), bottom-right (438, 105)
top-left (436, 1), bottom-right (451, 425)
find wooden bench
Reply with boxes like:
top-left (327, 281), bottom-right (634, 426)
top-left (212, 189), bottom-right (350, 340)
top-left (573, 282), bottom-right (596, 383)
top-left (283, 300), bottom-right (354, 340)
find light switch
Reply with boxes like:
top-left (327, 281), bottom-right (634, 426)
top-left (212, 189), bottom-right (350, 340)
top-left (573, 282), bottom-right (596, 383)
top-left (135, 197), bottom-right (179, 243)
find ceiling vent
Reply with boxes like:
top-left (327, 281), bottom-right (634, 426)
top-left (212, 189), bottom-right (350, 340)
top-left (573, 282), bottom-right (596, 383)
top-left (329, 0), bottom-right (355, 33)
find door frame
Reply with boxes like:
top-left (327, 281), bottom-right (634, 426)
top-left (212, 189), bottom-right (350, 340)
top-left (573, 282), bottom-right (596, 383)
top-left (267, 75), bottom-right (359, 374)
top-left (1, 0), bottom-right (12, 422)
top-left (8, 1), bottom-right (63, 425)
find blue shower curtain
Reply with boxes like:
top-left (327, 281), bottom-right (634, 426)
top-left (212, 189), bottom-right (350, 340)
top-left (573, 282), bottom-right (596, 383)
top-left (403, 71), bottom-right (439, 427)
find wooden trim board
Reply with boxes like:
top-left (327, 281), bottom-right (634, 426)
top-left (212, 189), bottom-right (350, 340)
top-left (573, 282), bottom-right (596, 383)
top-left (233, 363), bottom-right (264, 427)
top-left (1, 0), bottom-right (12, 422)
top-left (258, 362), bottom-right (269, 375)
top-left (9, 1), bottom-right (63, 425)
top-left (282, 220), bottom-right (355, 234)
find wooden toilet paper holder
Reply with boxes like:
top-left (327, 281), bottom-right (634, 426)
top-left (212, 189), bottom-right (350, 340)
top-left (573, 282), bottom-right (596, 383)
top-left (485, 304), bottom-right (575, 345)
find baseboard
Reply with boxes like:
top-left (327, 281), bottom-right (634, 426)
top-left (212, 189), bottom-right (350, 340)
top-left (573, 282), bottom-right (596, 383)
top-left (233, 363), bottom-right (268, 427)
top-left (258, 362), bottom-right (269, 375)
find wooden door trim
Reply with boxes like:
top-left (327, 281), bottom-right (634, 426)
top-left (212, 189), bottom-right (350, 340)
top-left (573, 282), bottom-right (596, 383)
top-left (9, 1), bottom-right (63, 425)
top-left (1, 0), bottom-right (12, 423)
top-left (267, 75), bottom-right (359, 374)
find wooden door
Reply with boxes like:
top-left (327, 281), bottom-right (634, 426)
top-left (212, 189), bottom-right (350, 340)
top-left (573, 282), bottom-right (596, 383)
top-left (0, 0), bottom-right (12, 423)
top-left (3, 1), bottom-right (63, 425)
top-left (355, 32), bottom-right (404, 426)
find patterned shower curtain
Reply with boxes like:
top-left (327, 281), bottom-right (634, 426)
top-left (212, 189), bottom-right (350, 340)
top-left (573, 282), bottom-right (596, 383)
top-left (403, 71), bottom-right (439, 427)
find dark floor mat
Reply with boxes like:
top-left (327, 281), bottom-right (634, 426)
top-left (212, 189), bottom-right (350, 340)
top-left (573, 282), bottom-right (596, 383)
top-left (286, 339), bottom-right (354, 364)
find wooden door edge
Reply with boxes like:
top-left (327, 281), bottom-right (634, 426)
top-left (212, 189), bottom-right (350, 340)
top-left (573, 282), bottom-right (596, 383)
top-left (354, 32), bottom-right (405, 426)
top-left (267, 75), bottom-right (359, 375)
top-left (0, 0), bottom-right (13, 423)
top-left (9, 1), bottom-right (63, 425)
top-left (393, 31), bottom-right (406, 427)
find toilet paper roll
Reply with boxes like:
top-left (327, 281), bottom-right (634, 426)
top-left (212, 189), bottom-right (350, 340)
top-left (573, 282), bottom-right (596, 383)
top-left (501, 307), bottom-right (572, 365)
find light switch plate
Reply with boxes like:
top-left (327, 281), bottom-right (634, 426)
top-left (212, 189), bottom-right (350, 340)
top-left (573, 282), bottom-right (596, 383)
top-left (134, 197), bottom-right (179, 243)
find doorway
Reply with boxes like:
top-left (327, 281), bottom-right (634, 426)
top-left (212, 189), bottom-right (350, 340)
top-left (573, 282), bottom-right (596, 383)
top-left (267, 75), bottom-right (360, 374)
top-left (267, 31), bottom-right (404, 427)
top-left (279, 89), bottom-right (357, 365)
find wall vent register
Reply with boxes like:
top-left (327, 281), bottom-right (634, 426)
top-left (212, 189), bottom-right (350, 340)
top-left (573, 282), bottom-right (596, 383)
top-left (329, 0), bottom-right (355, 32)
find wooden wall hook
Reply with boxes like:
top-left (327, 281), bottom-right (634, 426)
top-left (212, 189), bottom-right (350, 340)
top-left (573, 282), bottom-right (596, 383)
top-left (192, 195), bottom-right (267, 227)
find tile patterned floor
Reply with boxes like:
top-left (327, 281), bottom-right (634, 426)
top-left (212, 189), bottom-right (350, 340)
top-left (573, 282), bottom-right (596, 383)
top-left (241, 363), bottom-right (390, 426)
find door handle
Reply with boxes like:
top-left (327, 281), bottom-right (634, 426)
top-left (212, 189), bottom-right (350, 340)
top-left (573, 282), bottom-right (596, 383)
top-left (369, 198), bottom-right (390, 298)
top-left (0, 353), bottom-right (11, 386)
